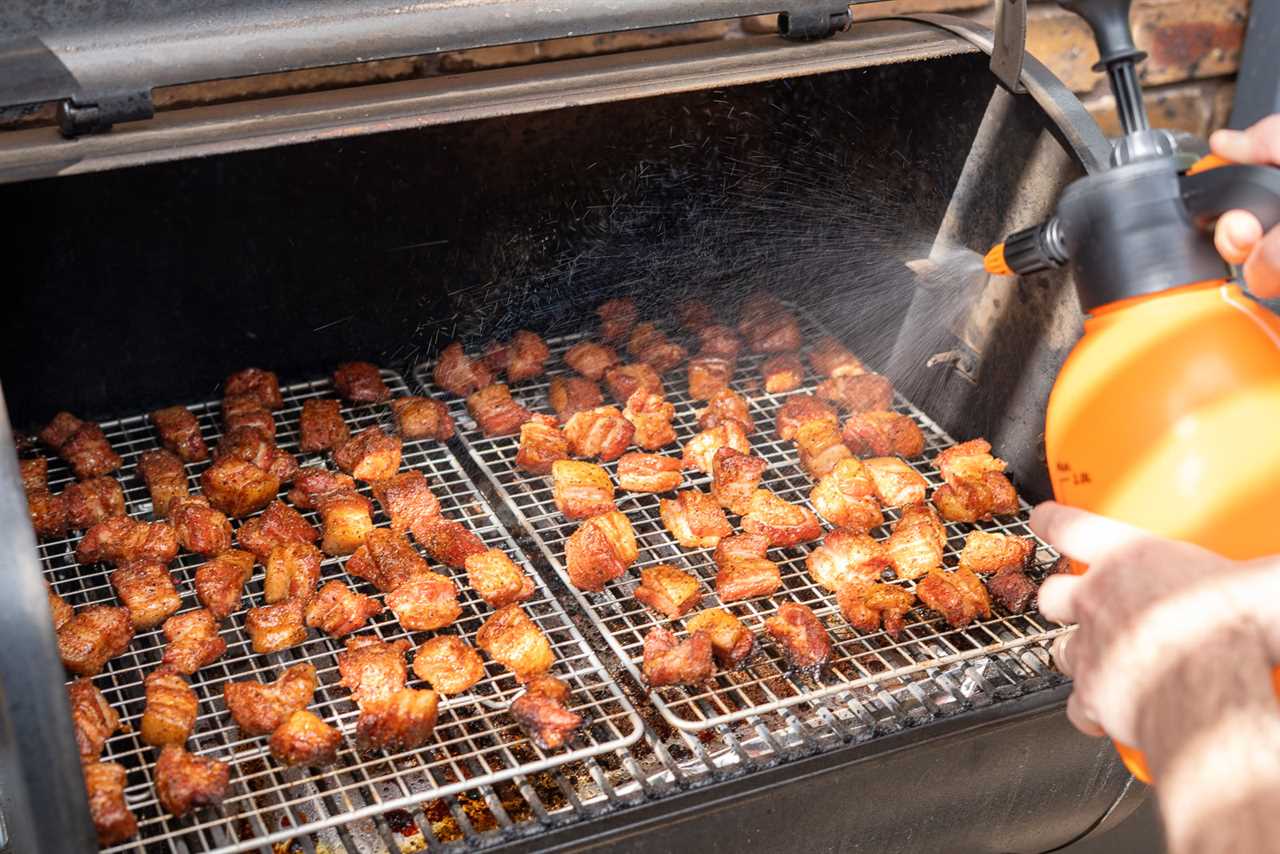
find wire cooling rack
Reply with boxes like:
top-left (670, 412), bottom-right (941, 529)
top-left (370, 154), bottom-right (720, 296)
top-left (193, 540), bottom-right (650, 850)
top-left (34, 370), bottom-right (640, 854)
top-left (414, 321), bottom-right (1069, 733)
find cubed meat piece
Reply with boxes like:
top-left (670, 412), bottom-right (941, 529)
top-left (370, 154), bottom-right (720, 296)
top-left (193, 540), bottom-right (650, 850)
top-left (271, 710), bottom-right (342, 766)
top-left (338, 636), bottom-right (410, 707)
top-left (409, 517), bottom-right (486, 568)
top-left (150, 405), bottom-right (209, 462)
top-left (161, 608), bottom-right (227, 674)
top-left (605, 363), bottom-right (663, 404)
top-left (346, 529), bottom-right (426, 592)
top-left (807, 336), bottom-right (864, 378)
top-left (886, 503), bottom-right (945, 580)
top-left (288, 467), bottom-right (356, 510)
top-left (623, 390), bottom-right (676, 450)
top-left (817, 372), bottom-right (894, 413)
top-left (551, 460), bottom-right (614, 520)
top-left (740, 489), bottom-right (822, 547)
top-left (915, 567), bottom-right (991, 628)
top-left (809, 458), bottom-right (883, 533)
top-left (697, 324), bottom-right (741, 359)
top-left (305, 581), bottom-right (384, 637)
top-left (696, 388), bottom-right (754, 434)
top-left (563, 406), bottom-right (634, 461)
top-left (224, 662), bottom-right (318, 735)
top-left (564, 341), bottom-right (620, 381)
top-left (627, 323), bottom-right (687, 374)
top-left (477, 604), bottom-right (554, 683)
top-left (686, 356), bottom-right (734, 401)
top-left (564, 511), bottom-right (637, 591)
top-left (761, 353), bottom-right (804, 394)
top-left (775, 393), bottom-right (838, 442)
top-left (597, 297), bottom-right (637, 342)
top-left (682, 421), bottom-right (750, 473)
top-left (356, 687), bottom-right (439, 752)
top-left (466, 548), bottom-right (535, 609)
top-left (842, 410), bottom-right (924, 458)
top-left (932, 438), bottom-right (1006, 482)
top-left (245, 599), bottom-right (308, 654)
top-left (933, 471), bottom-right (1021, 522)
top-left (222, 395), bottom-right (276, 437)
top-left (65, 475), bottom-right (126, 529)
top-left (224, 367), bottom-right (284, 410)
top-left (515, 414), bottom-right (569, 474)
top-left (466, 383), bottom-right (532, 438)
top-left (76, 516), bottom-right (179, 566)
top-left (837, 581), bottom-right (916, 638)
top-left (795, 418), bottom-right (853, 479)
top-left (200, 457), bottom-right (280, 517)
top-left (39, 411), bottom-right (84, 449)
top-left (511, 675), bottom-right (582, 750)
top-left (263, 542), bottom-right (322, 604)
top-left (685, 608), bottom-right (755, 668)
top-left (738, 293), bottom-right (786, 330)
top-left (28, 486), bottom-right (69, 539)
top-left (44, 416), bottom-right (123, 479)
top-left (958, 531), bottom-right (1035, 575)
top-left (391, 396), bottom-right (455, 441)
top-left (987, 566), bottom-right (1038, 614)
top-left (58, 606), bottom-right (133, 676)
top-left (764, 602), bottom-right (831, 670)
top-left (806, 529), bottom-right (891, 591)
top-left (413, 635), bottom-right (486, 695)
top-left (155, 745), bottom-right (229, 817)
top-left (660, 490), bottom-right (732, 550)
top-left (83, 762), bottom-right (137, 846)
top-left (140, 666), bottom-right (198, 747)
top-left (111, 560), bottom-right (182, 629)
top-left (863, 457), bottom-right (928, 508)
top-left (333, 426), bottom-right (402, 482)
top-left (616, 452), bottom-right (682, 493)
top-left (170, 496), bottom-right (233, 557)
top-left (195, 548), bottom-right (255, 618)
top-left (137, 449), bottom-right (190, 518)
top-left (370, 470), bottom-right (440, 534)
top-left (744, 313), bottom-right (803, 354)
top-left (19, 456), bottom-right (46, 494)
top-left (548, 375), bottom-right (603, 423)
top-left (334, 361), bottom-right (391, 403)
top-left (676, 299), bottom-right (713, 331)
top-left (384, 571), bottom-right (460, 631)
top-left (434, 341), bottom-right (494, 396)
top-left (237, 499), bottom-right (318, 561)
top-left (642, 627), bottom-right (713, 687)
top-left (633, 564), bottom-right (701, 618)
top-left (713, 532), bottom-right (782, 601)
top-left (47, 582), bottom-right (73, 631)
top-left (487, 330), bottom-right (550, 382)
top-left (318, 490), bottom-right (375, 555)
top-left (68, 678), bottom-right (120, 761)
top-left (213, 422), bottom-right (298, 484)
top-left (299, 399), bottom-right (350, 452)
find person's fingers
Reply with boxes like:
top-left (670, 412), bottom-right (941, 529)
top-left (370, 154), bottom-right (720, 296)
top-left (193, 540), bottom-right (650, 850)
top-left (1051, 632), bottom-right (1075, 676)
top-left (1210, 116), bottom-right (1280, 165)
top-left (1029, 502), bottom-right (1149, 566)
top-left (1243, 226), bottom-right (1280, 299)
top-left (1067, 690), bottom-right (1106, 738)
top-left (1038, 574), bottom-right (1083, 625)
top-left (1215, 210), bottom-right (1263, 265)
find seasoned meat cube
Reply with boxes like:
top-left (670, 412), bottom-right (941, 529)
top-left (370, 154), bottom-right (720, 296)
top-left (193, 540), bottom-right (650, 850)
top-left (23, 455), bottom-right (49, 493)
top-left (466, 383), bottom-right (532, 438)
top-left (817, 372), bottom-right (894, 413)
top-left (837, 581), bottom-right (916, 638)
top-left (477, 604), bottom-right (554, 683)
top-left (65, 475), bottom-right (126, 529)
top-left (686, 355), bottom-right (735, 401)
top-left (245, 600), bottom-right (308, 653)
top-left (916, 567), bottom-right (991, 628)
top-left (616, 452), bottom-right (682, 493)
top-left (764, 602), bottom-right (831, 670)
top-left (346, 529), bottom-right (425, 592)
top-left (136, 449), bottom-right (188, 518)
top-left (333, 361), bottom-right (390, 403)
top-left (466, 548), bottom-right (535, 608)
top-left (413, 635), bottom-right (486, 695)
top-left (47, 582), bottom-right (73, 631)
top-left (434, 341), bottom-right (494, 396)
top-left (863, 457), bottom-right (928, 508)
top-left (795, 419), bottom-right (853, 480)
top-left (69, 678), bottom-right (120, 761)
top-left (223, 395), bottom-right (276, 437)
top-left (488, 330), bottom-right (550, 382)
top-left (288, 467), bottom-right (356, 510)
top-left (111, 560), bottom-right (182, 629)
top-left (634, 564), bottom-right (701, 618)
top-left (597, 297), bottom-right (637, 342)
top-left (761, 353), bottom-right (804, 393)
top-left (83, 761), bottom-right (137, 845)
top-left (140, 666), bottom-right (198, 747)
top-left (958, 531), bottom-right (1034, 575)
top-left (77, 516), bottom-right (178, 566)
top-left (713, 532), bottom-right (782, 601)
top-left (563, 406), bottom-right (634, 461)
top-left (552, 460), bottom-right (614, 520)
top-left (385, 571), bottom-right (460, 631)
top-left (685, 608), bottom-right (754, 668)
top-left (338, 636), bottom-right (410, 707)
top-left (642, 627), bottom-right (712, 687)
top-left (775, 393), bottom-right (838, 442)
top-left (237, 499), bottom-right (318, 561)
top-left (605, 362), bottom-right (663, 404)
top-left (697, 324), bottom-right (742, 360)
top-left (886, 503), bottom-right (945, 580)
top-left (627, 323), bottom-right (687, 374)
top-left (682, 421), bottom-right (750, 473)
top-left (170, 496), bottom-right (233, 557)
top-left (39, 411), bottom-right (85, 450)
top-left (548, 375), bottom-right (604, 423)
top-left (696, 387), bottom-right (754, 434)
top-left (271, 710), bottom-right (342, 766)
top-left (680, 299), bottom-right (715, 331)
top-left (150, 405), bottom-right (209, 462)
top-left (515, 413), bottom-right (569, 474)
top-left (933, 438), bottom-right (1006, 482)
top-left (741, 489), bottom-right (822, 547)
top-left (564, 340), bottom-right (620, 381)
top-left (391, 396), bottom-right (454, 441)
top-left (410, 517), bottom-right (486, 568)
top-left (155, 745), bottom-right (229, 817)
top-left (564, 511), bottom-right (637, 591)
top-left (623, 390), bottom-right (676, 450)
top-left (809, 458), bottom-right (882, 532)
top-left (356, 687), bottom-right (439, 751)
top-left (162, 609), bottom-right (227, 674)
top-left (932, 471), bottom-right (1020, 522)
top-left (27, 487), bottom-right (69, 538)
top-left (200, 456), bottom-right (280, 517)
top-left (305, 581), bottom-right (384, 637)
top-left (195, 548), bottom-right (255, 618)
top-left (369, 472), bottom-right (440, 540)
top-left (213, 423), bottom-right (297, 483)
top-left (261, 543), bottom-right (322, 606)
top-left (842, 410), bottom-right (924, 458)
top-left (299, 399), bottom-right (350, 452)
top-left (806, 529), bottom-right (891, 591)
top-left (807, 336), bottom-right (864, 378)
top-left (224, 662), bottom-right (317, 735)
top-left (744, 311), bottom-right (803, 354)
top-left (660, 490), bottom-right (732, 550)
top-left (318, 490), bottom-right (375, 555)
top-left (58, 606), bottom-right (133, 676)
top-left (225, 367), bottom-right (284, 410)
top-left (987, 565), bottom-right (1038, 614)
top-left (41, 413), bottom-right (123, 479)
top-left (511, 675), bottom-right (582, 750)
top-left (333, 426), bottom-right (402, 482)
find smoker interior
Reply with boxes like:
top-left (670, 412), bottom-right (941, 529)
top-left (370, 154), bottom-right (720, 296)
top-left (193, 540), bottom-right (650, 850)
top-left (1, 39), bottom-right (1133, 853)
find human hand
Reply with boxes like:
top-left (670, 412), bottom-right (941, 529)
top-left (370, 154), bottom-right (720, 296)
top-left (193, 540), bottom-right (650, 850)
top-left (1210, 115), bottom-right (1280, 299)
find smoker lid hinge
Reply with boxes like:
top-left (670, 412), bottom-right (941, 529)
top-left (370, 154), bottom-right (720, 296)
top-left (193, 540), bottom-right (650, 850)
top-left (778, 6), bottom-right (853, 41)
top-left (990, 0), bottom-right (1029, 94)
top-left (56, 91), bottom-right (155, 138)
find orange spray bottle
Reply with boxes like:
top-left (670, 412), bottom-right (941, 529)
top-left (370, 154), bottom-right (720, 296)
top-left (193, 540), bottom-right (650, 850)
top-left (985, 0), bottom-right (1280, 782)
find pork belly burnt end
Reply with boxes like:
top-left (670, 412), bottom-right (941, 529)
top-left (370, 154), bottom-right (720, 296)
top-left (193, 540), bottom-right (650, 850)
top-left (148, 405), bottom-right (209, 462)
top-left (237, 499), bottom-right (318, 561)
top-left (987, 565), bottom-right (1038, 614)
top-left (346, 529), bottom-right (427, 592)
top-left (807, 336), bottom-right (864, 378)
top-left (140, 666), bottom-right (198, 747)
top-left (862, 457), bottom-right (928, 508)
top-left (837, 581), bottom-right (916, 638)
top-left (58, 606), bottom-right (134, 676)
top-left (26, 466), bottom-right (68, 538)
top-left (697, 388), bottom-right (754, 434)
top-left (565, 341), bottom-right (620, 381)
top-left (170, 496), bottom-right (233, 557)
top-left (434, 341), bottom-right (494, 396)
top-left (806, 529), bottom-right (891, 592)
top-left (288, 467), bottom-right (356, 510)
top-left (775, 393), bottom-right (838, 442)
top-left (682, 421), bottom-right (750, 473)
top-left (466, 383), bottom-right (532, 438)
top-left (741, 489), bottom-right (822, 547)
top-left (69, 678), bottom-right (120, 761)
top-left (616, 452), bottom-right (682, 493)
top-left (155, 745), bottom-right (230, 817)
top-left (136, 450), bottom-right (188, 519)
top-left (511, 675), bottom-right (583, 750)
top-left (605, 362), bottom-right (663, 404)
top-left (47, 582), bottom-right (74, 631)
top-left (795, 418), bottom-right (853, 480)
top-left (932, 472), bottom-right (1020, 522)
top-left (697, 324), bottom-right (742, 359)
top-left (223, 394), bottom-right (276, 437)
top-left (162, 608), bottom-right (227, 674)
top-left (391, 396), bottom-right (455, 441)
top-left (411, 516), bottom-right (486, 568)
top-left (958, 531), bottom-right (1034, 575)
top-left (333, 426), bottom-right (402, 482)
top-left (413, 635), bottom-right (485, 695)
top-left (477, 604), bottom-right (555, 683)
top-left (642, 627), bottom-right (713, 687)
top-left (685, 608), bottom-right (755, 668)
top-left (83, 761), bottom-right (137, 846)
top-left (564, 511), bottom-right (637, 591)
top-left (487, 330), bottom-right (550, 382)
top-left (548, 375), bottom-right (603, 423)
top-left (76, 516), bottom-right (179, 566)
top-left (713, 533), bottom-right (781, 601)
top-left (628, 323), bottom-right (687, 374)
top-left (245, 600), bottom-right (308, 654)
top-left (466, 548), bottom-right (535, 609)
top-left (224, 662), bottom-right (318, 735)
top-left (65, 475), bottom-right (126, 529)
top-left (356, 687), bottom-right (439, 752)
top-left (552, 460), bottom-right (615, 520)
top-left (686, 356), bottom-right (735, 402)
top-left (886, 503), bottom-right (945, 580)
top-left (195, 549), bottom-right (255, 619)
top-left (200, 457), bottom-right (280, 518)
top-left (338, 636), bottom-right (410, 707)
top-left (372, 470), bottom-right (441, 533)
top-left (933, 438), bottom-right (1006, 482)
top-left (623, 390), bottom-right (676, 450)
top-left (915, 568), bottom-right (991, 628)
top-left (842, 410), bottom-right (924, 458)
top-left (761, 353), bottom-right (804, 394)
top-left (384, 571), bottom-right (461, 631)
top-left (215, 426), bottom-right (298, 484)
top-left (516, 414), bottom-right (569, 475)
top-left (809, 458), bottom-right (882, 533)
top-left (318, 490), bottom-right (375, 556)
top-left (271, 710), bottom-right (342, 767)
top-left (334, 361), bottom-right (391, 403)
top-left (597, 297), bottom-right (638, 342)
top-left (634, 564), bottom-right (701, 618)
top-left (817, 372), bottom-right (894, 413)
top-left (660, 490), bottom-right (732, 550)
top-left (41, 413), bottom-right (123, 479)
top-left (563, 406), bottom-right (634, 461)
top-left (745, 312), bottom-right (802, 354)
top-left (224, 367), bottom-right (284, 410)
top-left (305, 580), bottom-right (384, 637)
top-left (299, 399), bottom-right (351, 453)
top-left (111, 560), bottom-right (182, 629)
top-left (764, 602), bottom-right (832, 670)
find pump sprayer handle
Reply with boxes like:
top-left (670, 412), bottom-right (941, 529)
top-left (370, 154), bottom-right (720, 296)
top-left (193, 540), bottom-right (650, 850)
top-left (1180, 163), bottom-right (1280, 234)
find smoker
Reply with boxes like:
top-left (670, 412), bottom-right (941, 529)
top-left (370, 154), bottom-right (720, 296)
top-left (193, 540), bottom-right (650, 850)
top-left (0, 2), bottom-right (1154, 852)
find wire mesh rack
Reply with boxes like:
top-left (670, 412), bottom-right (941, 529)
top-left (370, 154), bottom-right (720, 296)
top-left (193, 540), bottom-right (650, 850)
top-left (34, 370), bottom-right (641, 854)
top-left (414, 318), bottom-right (1070, 734)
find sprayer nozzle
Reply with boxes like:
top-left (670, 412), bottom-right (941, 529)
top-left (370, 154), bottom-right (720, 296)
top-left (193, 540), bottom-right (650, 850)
top-left (984, 243), bottom-right (1012, 276)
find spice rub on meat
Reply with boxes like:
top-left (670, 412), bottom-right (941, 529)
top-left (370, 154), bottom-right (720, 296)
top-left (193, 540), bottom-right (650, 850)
top-left (623, 390), bottom-right (676, 450)
top-left (837, 581), bottom-right (916, 639)
top-left (886, 503), bottom-right (946, 581)
top-left (155, 745), bottom-right (230, 817)
top-left (237, 499), bottom-right (318, 561)
top-left (318, 490), bottom-right (375, 556)
top-left (136, 449), bottom-right (189, 520)
top-left (685, 608), bottom-right (755, 667)
top-left (816, 372), bottom-right (894, 414)
top-left (775, 393), bottom-right (837, 442)
top-left (346, 529), bottom-right (426, 592)
top-left (485, 330), bottom-right (550, 383)
top-left (807, 336), bottom-right (864, 378)
top-left (58, 606), bottom-right (133, 677)
top-left (551, 460), bottom-right (615, 520)
top-left (306, 580), bottom-right (385, 637)
top-left (338, 636), bottom-right (410, 707)
top-left (434, 341), bottom-right (494, 397)
top-left (477, 604), bottom-right (554, 683)
top-left (262, 542), bottom-right (321, 605)
top-left (111, 560), bottom-right (182, 629)
top-left (511, 675), bottom-right (582, 750)
top-left (682, 421), bottom-right (750, 474)
top-left (465, 548), bottom-right (535, 609)
top-left (372, 470), bottom-right (441, 533)
top-left (842, 410), bottom-right (924, 458)
top-left (627, 322), bottom-right (687, 374)
top-left (225, 368), bottom-right (284, 411)
top-left (467, 383), bottom-right (532, 438)
top-left (741, 489), bottom-right (822, 548)
top-left (660, 490), bottom-right (732, 550)
top-left (333, 426), bottom-right (402, 482)
top-left (795, 418), bottom-right (854, 480)
top-left (597, 297), bottom-right (638, 343)
top-left (333, 361), bottom-right (391, 403)
top-left (356, 687), bottom-right (440, 752)
top-left (299, 399), bottom-right (350, 452)
top-left (548, 375), bottom-right (603, 423)
top-left (696, 387), bottom-right (753, 434)
top-left (390, 396), bottom-right (455, 441)
top-left (809, 458), bottom-right (882, 533)
top-left (616, 451), bottom-right (682, 494)
top-left (413, 635), bottom-right (485, 695)
top-left (605, 362), bottom-right (663, 405)
top-left (713, 532), bottom-right (781, 601)
top-left (915, 567), bottom-right (991, 628)
top-left (162, 608), bottom-right (227, 674)
top-left (47, 581), bottom-right (74, 631)
top-left (862, 457), bottom-right (928, 508)
top-left (633, 563), bottom-right (702, 618)
top-left (931, 439), bottom-right (1021, 522)
top-left (764, 602), bottom-right (832, 671)
top-left (39, 412), bottom-right (122, 479)
top-left (245, 600), bottom-right (308, 654)
top-left (150, 405), bottom-right (209, 462)
top-left (140, 666), bottom-right (198, 747)
top-left (563, 405), bottom-right (634, 461)
top-left (642, 627), bottom-right (713, 687)
top-left (958, 531), bottom-right (1034, 575)
top-left (69, 678), bottom-right (120, 761)
top-left (686, 356), bottom-right (735, 402)
top-left (83, 761), bottom-right (137, 845)
top-left (271, 710), bottom-right (342, 767)
top-left (806, 529), bottom-right (891, 592)
top-left (216, 425), bottom-right (298, 484)
top-left (65, 475), bottom-right (126, 529)
top-left (384, 571), bottom-right (461, 631)
top-left (77, 515), bottom-right (179, 566)
top-left (564, 510), bottom-right (637, 591)
top-left (411, 516), bottom-right (486, 568)
top-left (288, 467), bottom-right (356, 511)
top-left (224, 662), bottom-right (318, 735)
top-left (195, 549), bottom-right (256, 619)
top-left (516, 414), bottom-right (569, 474)
top-left (200, 457), bottom-right (280, 518)
top-left (564, 341), bottom-right (620, 381)
top-left (761, 353), bottom-right (804, 394)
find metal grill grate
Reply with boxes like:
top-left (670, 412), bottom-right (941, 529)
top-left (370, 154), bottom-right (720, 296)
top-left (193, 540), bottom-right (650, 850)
top-left (414, 320), bottom-right (1069, 734)
top-left (35, 371), bottom-right (640, 854)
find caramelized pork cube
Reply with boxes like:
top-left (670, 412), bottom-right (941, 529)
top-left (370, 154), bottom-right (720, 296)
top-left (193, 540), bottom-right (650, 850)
top-left (299, 398), bottom-right (351, 452)
top-left (552, 460), bottom-right (614, 520)
top-left (338, 636), bottom-right (410, 707)
top-left (318, 490), bottom-right (375, 555)
top-left (410, 517), bottom-right (486, 568)
top-left (356, 687), bottom-right (439, 752)
top-left (170, 496), bottom-right (233, 557)
top-left (710, 447), bottom-right (765, 516)
top-left (660, 490), bottom-right (732, 550)
top-left (915, 567), bottom-right (991, 628)
top-left (223, 395), bottom-right (276, 437)
top-left (795, 418), bottom-right (853, 480)
top-left (809, 458), bottom-right (882, 532)
top-left (346, 529), bottom-right (426, 592)
top-left (47, 582), bottom-right (73, 631)
top-left (642, 627), bottom-right (713, 686)
top-left (511, 675), bottom-right (582, 750)
top-left (155, 745), bottom-right (229, 817)
top-left (271, 710), bottom-right (342, 766)
top-left (333, 361), bottom-right (391, 403)
top-left (597, 297), bottom-right (638, 342)
top-left (384, 571), bottom-right (460, 631)
top-left (466, 548), bottom-right (535, 608)
top-left (713, 532), bottom-right (782, 601)
top-left (775, 393), bottom-right (838, 442)
top-left (697, 324), bottom-right (741, 359)
top-left (685, 608), bottom-right (754, 668)
top-left (76, 516), bottom-right (179, 566)
top-left (195, 548), bottom-right (255, 618)
top-left (55, 420), bottom-right (123, 479)
top-left (288, 467), bottom-right (357, 511)
top-left (761, 353), bottom-right (804, 394)
top-left (225, 367), bottom-right (284, 410)
top-left (515, 413), bottom-right (569, 474)
top-left (746, 312), bottom-right (803, 354)
top-left (564, 511), bottom-right (637, 591)
top-left (863, 457), bottom-right (928, 508)
top-left (477, 604), bottom-right (554, 683)
top-left (679, 299), bottom-right (715, 331)
top-left (224, 662), bottom-right (318, 735)
top-left (390, 396), bottom-right (455, 441)
top-left (466, 383), bottom-right (532, 438)
top-left (764, 602), bottom-right (831, 670)
top-left (548, 375), bottom-right (604, 423)
top-left (958, 531), bottom-right (1034, 575)
top-left (682, 421), bottom-right (750, 473)
top-left (39, 411), bottom-right (85, 449)
top-left (842, 410), bottom-right (924, 458)
top-left (111, 560), bottom-right (181, 629)
top-left (686, 356), bottom-right (735, 401)
top-left (58, 606), bottom-right (133, 676)
top-left (69, 678), bottom-right (120, 761)
top-left (162, 609), bottom-right (227, 674)
top-left (622, 390), bottom-right (676, 450)
top-left (616, 451), bottom-right (683, 493)
top-left (628, 323), bottom-right (687, 374)
top-left (83, 761), bottom-right (137, 845)
top-left (245, 600), bottom-right (308, 654)
top-left (932, 471), bottom-right (1020, 522)
top-left (413, 635), bottom-right (486, 695)
top-left (817, 372), bottom-right (894, 413)
top-left (305, 581), bottom-right (384, 637)
top-left (563, 405), bottom-right (634, 461)
top-left (136, 450), bottom-right (189, 518)
top-left (333, 426), bottom-right (402, 482)
top-left (933, 438), bottom-right (1006, 482)
top-left (886, 502), bottom-right (945, 580)
top-left (434, 341), bottom-right (494, 396)
top-left (565, 340), bottom-right (620, 381)
top-left (216, 425), bottom-right (298, 484)
top-left (806, 529), bottom-right (891, 592)
top-left (837, 581), bottom-right (916, 638)
top-left (987, 565), bottom-right (1038, 614)
top-left (200, 456), bottom-right (280, 517)
top-left (64, 475), bottom-right (126, 530)
top-left (150, 405), bottom-right (209, 462)
top-left (696, 387), bottom-right (753, 434)
top-left (371, 470), bottom-right (440, 533)
top-left (140, 666), bottom-right (198, 747)
top-left (256, 544), bottom-right (319, 608)
top-left (237, 499), bottom-right (318, 561)
top-left (605, 363), bottom-right (663, 404)
top-left (492, 330), bottom-right (551, 382)
top-left (806, 336), bottom-right (864, 377)
top-left (634, 564), bottom-right (701, 618)
top-left (741, 489), bottom-right (822, 547)
top-left (27, 479), bottom-right (69, 538)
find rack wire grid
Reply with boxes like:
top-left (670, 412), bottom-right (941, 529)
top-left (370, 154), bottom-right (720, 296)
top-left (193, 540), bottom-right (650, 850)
top-left (414, 316), bottom-right (1071, 734)
top-left (33, 370), bottom-right (641, 854)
